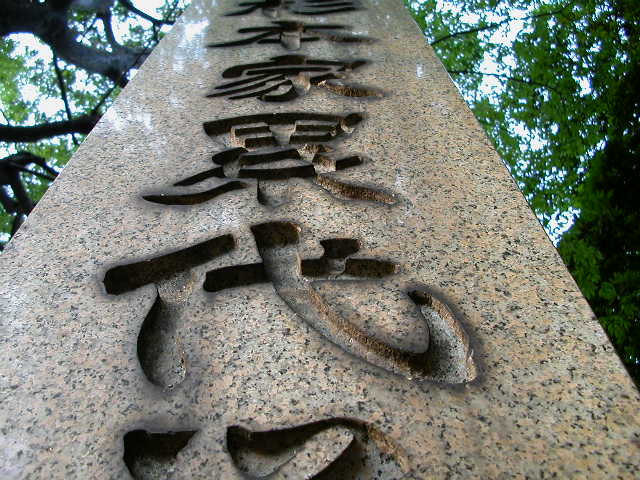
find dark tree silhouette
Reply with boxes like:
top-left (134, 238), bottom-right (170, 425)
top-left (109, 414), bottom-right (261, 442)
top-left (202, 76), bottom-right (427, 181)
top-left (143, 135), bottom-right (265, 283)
top-left (0, 0), bottom-right (184, 247)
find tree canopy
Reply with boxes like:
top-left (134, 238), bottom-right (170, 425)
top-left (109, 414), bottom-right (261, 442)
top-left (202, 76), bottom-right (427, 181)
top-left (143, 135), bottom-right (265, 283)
top-left (407, 0), bottom-right (640, 383)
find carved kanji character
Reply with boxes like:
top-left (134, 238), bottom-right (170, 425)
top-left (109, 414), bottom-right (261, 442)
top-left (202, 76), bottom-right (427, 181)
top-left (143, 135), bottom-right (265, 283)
top-left (143, 113), bottom-right (394, 207)
top-left (208, 21), bottom-right (373, 51)
top-left (209, 55), bottom-right (382, 102)
top-left (225, 0), bottom-right (361, 18)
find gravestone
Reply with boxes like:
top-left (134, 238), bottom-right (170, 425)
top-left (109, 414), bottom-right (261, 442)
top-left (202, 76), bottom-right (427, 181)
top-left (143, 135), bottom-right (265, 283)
top-left (1, 0), bottom-right (639, 478)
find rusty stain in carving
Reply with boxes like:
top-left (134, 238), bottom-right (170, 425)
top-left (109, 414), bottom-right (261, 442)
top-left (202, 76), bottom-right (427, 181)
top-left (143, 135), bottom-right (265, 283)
top-left (143, 113), bottom-right (395, 207)
top-left (202, 221), bottom-right (477, 384)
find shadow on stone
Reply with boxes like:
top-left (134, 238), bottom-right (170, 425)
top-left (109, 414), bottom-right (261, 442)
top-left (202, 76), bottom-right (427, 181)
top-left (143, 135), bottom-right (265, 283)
top-left (226, 418), bottom-right (406, 479)
top-left (123, 429), bottom-right (197, 479)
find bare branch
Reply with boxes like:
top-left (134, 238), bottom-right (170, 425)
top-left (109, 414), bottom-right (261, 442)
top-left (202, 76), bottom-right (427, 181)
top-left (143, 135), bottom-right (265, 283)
top-left (0, 115), bottom-right (99, 142)
top-left (119, 0), bottom-right (175, 26)
top-left (447, 70), bottom-right (562, 95)
top-left (52, 53), bottom-right (79, 146)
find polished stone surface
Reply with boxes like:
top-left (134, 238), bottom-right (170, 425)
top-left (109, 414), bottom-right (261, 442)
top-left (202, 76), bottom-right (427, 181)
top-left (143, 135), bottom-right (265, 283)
top-left (1, 0), bottom-right (639, 478)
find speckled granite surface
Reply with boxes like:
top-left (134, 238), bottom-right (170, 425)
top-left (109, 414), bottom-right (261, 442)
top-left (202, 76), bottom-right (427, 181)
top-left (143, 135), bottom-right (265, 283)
top-left (1, 0), bottom-right (639, 478)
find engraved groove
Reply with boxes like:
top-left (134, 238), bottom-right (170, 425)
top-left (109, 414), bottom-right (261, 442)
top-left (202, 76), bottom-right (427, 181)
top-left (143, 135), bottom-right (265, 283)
top-left (106, 238), bottom-right (237, 390)
top-left (136, 272), bottom-right (196, 390)
top-left (209, 56), bottom-right (380, 102)
top-left (143, 181), bottom-right (247, 206)
top-left (315, 174), bottom-right (396, 204)
top-left (239, 164), bottom-right (316, 180)
top-left (203, 112), bottom-right (363, 140)
top-left (145, 113), bottom-right (392, 207)
top-left (123, 429), bottom-right (197, 480)
top-left (103, 235), bottom-right (235, 294)
top-left (343, 258), bottom-right (398, 278)
top-left (203, 222), bottom-right (476, 384)
top-left (224, 0), bottom-right (361, 18)
top-left (203, 262), bottom-right (268, 292)
top-left (208, 21), bottom-right (374, 51)
top-left (173, 167), bottom-right (225, 186)
top-left (226, 418), bottom-right (406, 479)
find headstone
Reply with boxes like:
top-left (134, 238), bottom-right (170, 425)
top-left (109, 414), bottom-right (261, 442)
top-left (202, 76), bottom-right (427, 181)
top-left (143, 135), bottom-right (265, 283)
top-left (1, 0), bottom-right (639, 478)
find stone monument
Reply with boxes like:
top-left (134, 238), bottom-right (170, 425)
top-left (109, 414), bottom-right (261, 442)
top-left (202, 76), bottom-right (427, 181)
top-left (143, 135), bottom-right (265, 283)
top-left (1, 0), bottom-right (639, 478)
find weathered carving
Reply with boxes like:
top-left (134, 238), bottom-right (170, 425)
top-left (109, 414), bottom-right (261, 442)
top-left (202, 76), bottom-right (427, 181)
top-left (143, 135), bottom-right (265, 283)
top-left (143, 113), bottom-right (394, 207)
top-left (227, 419), bottom-right (408, 479)
top-left (204, 221), bottom-right (477, 384)
top-left (225, 0), bottom-right (361, 18)
top-left (209, 21), bottom-right (374, 51)
top-left (208, 55), bottom-right (382, 102)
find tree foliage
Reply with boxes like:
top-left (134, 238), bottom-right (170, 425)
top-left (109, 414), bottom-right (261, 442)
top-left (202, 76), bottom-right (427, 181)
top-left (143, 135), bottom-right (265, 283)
top-left (0, 0), bottom-right (185, 244)
top-left (407, 0), bottom-right (640, 383)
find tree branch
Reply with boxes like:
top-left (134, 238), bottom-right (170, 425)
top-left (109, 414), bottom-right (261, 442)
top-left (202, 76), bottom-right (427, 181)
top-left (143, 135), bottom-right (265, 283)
top-left (431, 18), bottom-right (513, 46)
top-left (77, 15), bottom-right (98, 42)
top-left (0, 152), bottom-right (54, 216)
top-left (98, 9), bottom-right (127, 52)
top-left (52, 53), bottom-right (79, 146)
top-left (91, 84), bottom-right (119, 115)
top-left (90, 0), bottom-right (181, 94)
top-left (448, 69), bottom-right (562, 94)
top-left (0, 115), bottom-right (99, 142)
top-left (119, 0), bottom-right (175, 26)
top-left (6, 164), bottom-right (56, 182)
top-left (0, 0), bottom-right (147, 87)
top-left (0, 108), bottom-right (11, 125)
top-left (431, 4), bottom-right (574, 46)
top-left (7, 152), bottom-right (59, 179)
top-left (70, 0), bottom-right (114, 13)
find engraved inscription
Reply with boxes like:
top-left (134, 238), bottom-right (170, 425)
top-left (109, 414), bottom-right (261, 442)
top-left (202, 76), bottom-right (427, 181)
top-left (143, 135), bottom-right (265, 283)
top-left (225, 0), bottom-right (361, 18)
top-left (103, 235), bottom-right (235, 294)
top-left (102, 0), bottom-right (482, 474)
top-left (143, 113), bottom-right (395, 207)
top-left (104, 236), bottom-right (235, 389)
top-left (208, 55), bottom-right (382, 102)
top-left (227, 419), bottom-right (407, 479)
top-left (204, 221), bottom-right (477, 384)
top-left (208, 21), bottom-right (374, 51)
